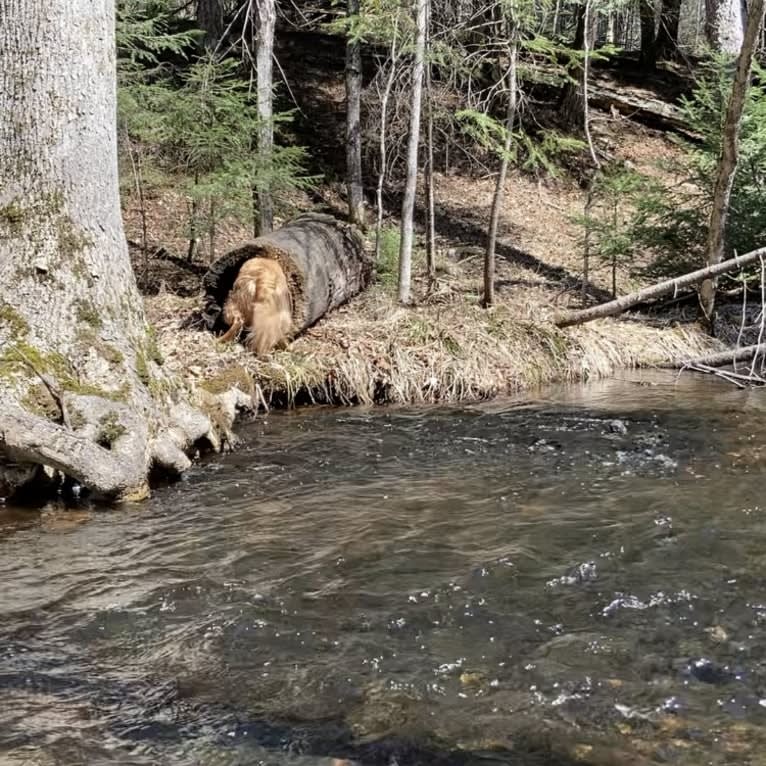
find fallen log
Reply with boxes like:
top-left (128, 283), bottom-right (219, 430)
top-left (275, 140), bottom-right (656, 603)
top-left (660, 343), bottom-right (766, 369)
top-left (553, 247), bottom-right (766, 328)
top-left (201, 212), bottom-right (372, 336)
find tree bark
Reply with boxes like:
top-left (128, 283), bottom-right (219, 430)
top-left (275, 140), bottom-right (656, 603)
top-left (558, 4), bottom-right (585, 128)
top-left (699, 0), bottom-right (765, 330)
top-left (424, 5), bottom-right (436, 283)
top-left (639, 0), bottom-right (657, 68)
top-left (256, 0), bottom-right (276, 235)
top-left (0, 0), bottom-right (226, 500)
top-left (484, 37), bottom-right (518, 308)
top-left (398, 0), bottom-right (428, 305)
top-left (706, 0), bottom-right (747, 52)
top-left (554, 247), bottom-right (766, 327)
top-left (345, 0), bottom-right (365, 228)
top-left (655, 0), bottom-right (682, 60)
top-left (375, 22), bottom-right (400, 263)
top-left (197, 0), bottom-right (225, 50)
top-left (662, 343), bottom-right (766, 368)
top-left (202, 213), bottom-right (372, 335)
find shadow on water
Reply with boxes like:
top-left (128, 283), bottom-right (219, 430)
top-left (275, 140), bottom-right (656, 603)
top-left (3, 371), bottom-right (766, 765)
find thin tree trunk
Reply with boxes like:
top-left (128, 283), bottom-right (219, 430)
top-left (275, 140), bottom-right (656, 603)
top-left (554, 247), bottom-right (766, 327)
top-left (256, 0), bottom-right (275, 235)
top-left (398, 0), bottom-right (427, 305)
top-left (0, 0), bottom-right (219, 499)
top-left (375, 26), bottom-right (399, 263)
top-left (424, 6), bottom-right (436, 282)
top-left (559, 4), bottom-right (585, 128)
top-left (345, 0), bottom-right (365, 227)
top-left (483, 37), bottom-right (518, 309)
top-left (699, 0), bottom-right (765, 330)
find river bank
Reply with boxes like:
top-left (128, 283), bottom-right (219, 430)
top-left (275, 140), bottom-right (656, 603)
top-left (130, 121), bottom-right (738, 414)
top-left (146, 273), bottom-right (722, 412)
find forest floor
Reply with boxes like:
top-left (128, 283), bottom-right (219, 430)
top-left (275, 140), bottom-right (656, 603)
top-left (123, 48), bottom-right (746, 410)
top-left (125, 111), bottom-right (736, 411)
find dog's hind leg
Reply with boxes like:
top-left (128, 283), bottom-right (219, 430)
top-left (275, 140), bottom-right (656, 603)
top-left (218, 317), bottom-right (243, 344)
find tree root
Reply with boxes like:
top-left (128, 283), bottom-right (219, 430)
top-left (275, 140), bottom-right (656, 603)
top-left (0, 385), bottom-right (254, 503)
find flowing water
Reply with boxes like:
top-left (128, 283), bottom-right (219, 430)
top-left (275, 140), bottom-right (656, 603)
top-left (3, 373), bottom-right (766, 766)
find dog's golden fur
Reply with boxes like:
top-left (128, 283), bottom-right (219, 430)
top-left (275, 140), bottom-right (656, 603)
top-left (219, 257), bottom-right (293, 355)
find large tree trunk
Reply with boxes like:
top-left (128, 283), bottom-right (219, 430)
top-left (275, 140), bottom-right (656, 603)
top-left (256, 0), bottom-right (276, 234)
top-left (201, 213), bottom-right (372, 336)
top-left (197, 0), bottom-right (224, 50)
top-left (345, 0), bottom-right (365, 228)
top-left (0, 0), bottom-right (226, 500)
top-left (699, 0), bottom-right (765, 330)
top-left (639, 0), bottom-right (657, 68)
top-left (398, 0), bottom-right (428, 305)
top-left (706, 0), bottom-right (747, 51)
top-left (655, 0), bottom-right (682, 60)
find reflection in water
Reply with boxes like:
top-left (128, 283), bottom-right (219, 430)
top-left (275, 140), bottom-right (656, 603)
top-left (2, 372), bottom-right (766, 765)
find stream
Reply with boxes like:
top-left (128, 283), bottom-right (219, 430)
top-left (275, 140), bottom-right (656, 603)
top-left (2, 373), bottom-right (766, 765)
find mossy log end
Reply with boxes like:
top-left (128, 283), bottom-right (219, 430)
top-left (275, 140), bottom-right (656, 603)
top-left (201, 212), bottom-right (372, 337)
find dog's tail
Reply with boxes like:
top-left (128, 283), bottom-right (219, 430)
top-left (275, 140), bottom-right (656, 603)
top-left (244, 260), bottom-right (293, 356)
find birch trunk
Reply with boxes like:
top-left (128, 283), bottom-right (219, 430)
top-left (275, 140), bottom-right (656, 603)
top-left (0, 0), bottom-right (225, 500)
top-left (699, 0), bottom-right (765, 329)
top-left (398, 0), bottom-right (428, 305)
top-left (256, 0), bottom-right (276, 234)
top-left (345, 0), bottom-right (365, 227)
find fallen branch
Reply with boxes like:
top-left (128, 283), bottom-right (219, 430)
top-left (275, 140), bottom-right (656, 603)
top-left (660, 343), bottom-right (766, 369)
top-left (682, 363), bottom-right (764, 388)
top-left (553, 247), bottom-right (766, 328)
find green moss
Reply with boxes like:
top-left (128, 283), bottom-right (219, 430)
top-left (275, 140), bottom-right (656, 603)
top-left (21, 384), bottom-right (60, 420)
top-left (146, 326), bottom-right (164, 365)
top-left (0, 342), bottom-right (71, 381)
top-left (75, 299), bottom-right (103, 329)
top-left (0, 303), bottom-right (29, 338)
top-left (57, 217), bottom-right (94, 259)
top-left (198, 364), bottom-right (253, 395)
top-left (96, 411), bottom-right (126, 448)
top-left (76, 327), bottom-right (124, 366)
top-left (136, 349), bottom-right (150, 385)
top-left (0, 201), bottom-right (25, 237)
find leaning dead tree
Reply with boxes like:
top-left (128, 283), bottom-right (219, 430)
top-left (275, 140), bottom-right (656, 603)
top-left (201, 213), bottom-right (372, 337)
top-left (0, 0), bottom-right (234, 501)
top-left (554, 247), bottom-right (766, 328)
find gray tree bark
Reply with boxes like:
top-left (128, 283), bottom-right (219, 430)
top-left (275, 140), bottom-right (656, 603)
top-left (256, 0), bottom-right (276, 234)
top-left (345, 0), bottom-right (365, 228)
top-left (699, 0), bottom-right (765, 330)
top-left (398, 0), bottom-right (428, 305)
top-left (197, 0), bottom-right (225, 50)
top-left (484, 36), bottom-right (518, 309)
top-left (0, 0), bottom-right (230, 500)
top-left (706, 0), bottom-right (747, 52)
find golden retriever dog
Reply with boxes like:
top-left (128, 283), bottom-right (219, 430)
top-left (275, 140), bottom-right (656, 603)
top-left (219, 257), bottom-right (293, 355)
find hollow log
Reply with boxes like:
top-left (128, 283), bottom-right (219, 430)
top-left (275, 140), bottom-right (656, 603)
top-left (553, 247), bottom-right (766, 328)
top-left (202, 212), bottom-right (372, 336)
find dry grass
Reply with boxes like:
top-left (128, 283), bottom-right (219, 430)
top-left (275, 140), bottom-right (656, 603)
top-left (147, 277), bottom-right (722, 410)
